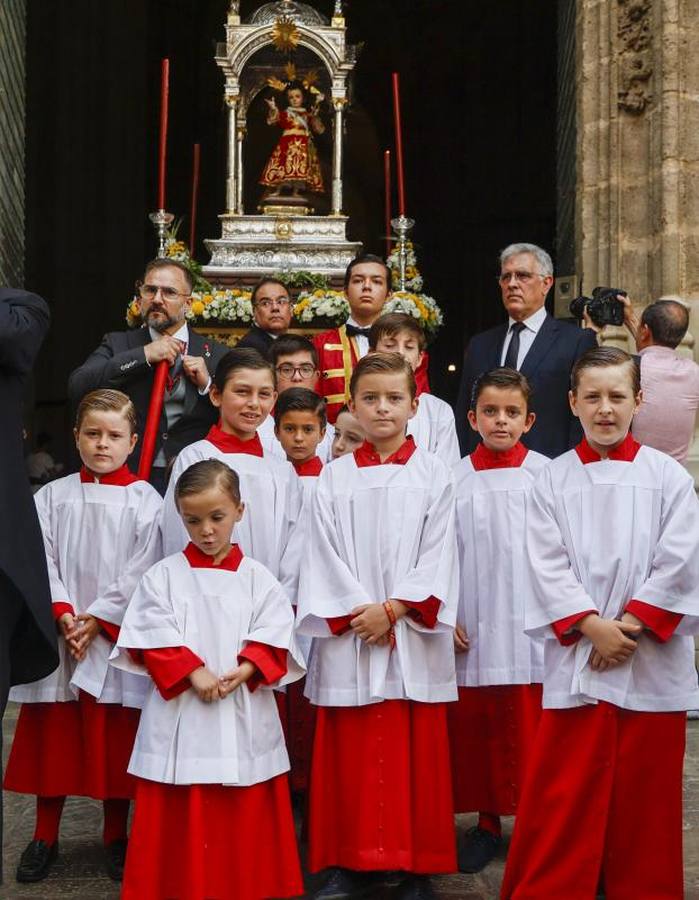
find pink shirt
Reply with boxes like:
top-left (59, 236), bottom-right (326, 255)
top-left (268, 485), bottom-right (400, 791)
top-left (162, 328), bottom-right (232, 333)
top-left (632, 345), bottom-right (699, 464)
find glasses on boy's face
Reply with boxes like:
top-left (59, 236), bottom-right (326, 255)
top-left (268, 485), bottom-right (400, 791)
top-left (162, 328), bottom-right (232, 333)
top-left (275, 363), bottom-right (316, 379)
top-left (137, 283), bottom-right (189, 301)
top-left (254, 297), bottom-right (291, 310)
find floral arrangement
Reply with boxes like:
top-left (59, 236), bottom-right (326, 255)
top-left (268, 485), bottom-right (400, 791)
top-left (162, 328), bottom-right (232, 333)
top-left (383, 291), bottom-right (444, 339)
top-left (293, 288), bottom-right (349, 326)
top-left (387, 241), bottom-right (423, 293)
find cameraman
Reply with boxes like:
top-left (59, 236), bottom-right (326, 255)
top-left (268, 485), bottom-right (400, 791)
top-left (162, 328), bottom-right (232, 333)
top-left (586, 296), bottom-right (699, 465)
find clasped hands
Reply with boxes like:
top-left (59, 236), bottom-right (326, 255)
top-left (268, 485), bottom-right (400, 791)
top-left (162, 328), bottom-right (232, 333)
top-left (349, 600), bottom-right (406, 646)
top-left (58, 612), bottom-right (100, 662)
top-left (144, 335), bottom-right (210, 390)
top-left (189, 661), bottom-right (256, 703)
top-left (578, 612), bottom-right (643, 671)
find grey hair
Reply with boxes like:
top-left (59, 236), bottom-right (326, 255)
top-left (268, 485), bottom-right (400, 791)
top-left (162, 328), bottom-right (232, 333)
top-left (499, 243), bottom-right (553, 277)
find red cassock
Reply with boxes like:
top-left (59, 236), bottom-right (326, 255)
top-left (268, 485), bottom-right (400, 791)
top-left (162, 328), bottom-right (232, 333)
top-left (500, 703), bottom-right (686, 900)
top-left (308, 699), bottom-right (456, 874)
top-left (259, 108), bottom-right (324, 193)
top-left (448, 683), bottom-right (542, 815)
top-left (4, 691), bottom-right (139, 799)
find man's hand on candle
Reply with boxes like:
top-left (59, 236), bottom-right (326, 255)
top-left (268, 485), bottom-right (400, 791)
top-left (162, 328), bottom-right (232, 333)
top-left (144, 334), bottom-right (184, 366)
top-left (183, 355), bottom-right (211, 390)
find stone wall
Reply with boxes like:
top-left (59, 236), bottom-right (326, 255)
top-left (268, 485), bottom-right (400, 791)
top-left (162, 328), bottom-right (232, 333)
top-left (0, 0), bottom-right (26, 286)
top-left (576, 0), bottom-right (699, 480)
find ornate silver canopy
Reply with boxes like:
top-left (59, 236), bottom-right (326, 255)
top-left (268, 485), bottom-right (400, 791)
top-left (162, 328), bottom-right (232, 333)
top-left (249, 1), bottom-right (328, 26)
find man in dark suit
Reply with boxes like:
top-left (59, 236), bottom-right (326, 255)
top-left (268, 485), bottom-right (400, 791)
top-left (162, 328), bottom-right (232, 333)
top-left (455, 243), bottom-right (598, 458)
top-left (0, 289), bottom-right (58, 880)
top-left (68, 259), bottom-right (228, 492)
top-left (236, 277), bottom-right (292, 358)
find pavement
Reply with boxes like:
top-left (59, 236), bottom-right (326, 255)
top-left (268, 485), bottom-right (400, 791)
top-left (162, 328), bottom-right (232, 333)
top-left (1, 703), bottom-right (698, 899)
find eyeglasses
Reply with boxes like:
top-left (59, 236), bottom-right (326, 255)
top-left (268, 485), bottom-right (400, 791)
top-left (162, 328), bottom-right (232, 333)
top-left (496, 271), bottom-right (547, 286)
top-left (137, 283), bottom-right (189, 301)
top-left (254, 297), bottom-right (291, 310)
top-left (275, 363), bottom-right (316, 379)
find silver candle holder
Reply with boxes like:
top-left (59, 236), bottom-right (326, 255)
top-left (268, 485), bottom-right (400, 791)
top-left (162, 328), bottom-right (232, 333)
top-left (149, 209), bottom-right (175, 258)
top-left (390, 214), bottom-right (415, 291)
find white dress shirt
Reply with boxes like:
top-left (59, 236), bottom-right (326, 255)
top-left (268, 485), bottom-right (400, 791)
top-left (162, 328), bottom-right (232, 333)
top-left (345, 316), bottom-right (371, 359)
top-left (499, 305), bottom-right (548, 369)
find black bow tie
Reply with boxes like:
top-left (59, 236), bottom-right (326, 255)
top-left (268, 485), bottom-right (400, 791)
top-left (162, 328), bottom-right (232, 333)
top-left (345, 323), bottom-right (372, 338)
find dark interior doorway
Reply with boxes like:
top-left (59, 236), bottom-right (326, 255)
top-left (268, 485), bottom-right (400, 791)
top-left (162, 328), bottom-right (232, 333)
top-left (24, 0), bottom-right (556, 454)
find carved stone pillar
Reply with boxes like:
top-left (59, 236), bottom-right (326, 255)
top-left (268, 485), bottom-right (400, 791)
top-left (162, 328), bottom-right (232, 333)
top-left (225, 96), bottom-right (238, 214)
top-left (235, 124), bottom-right (245, 214)
top-left (576, 0), bottom-right (699, 480)
top-left (331, 98), bottom-right (345, 215)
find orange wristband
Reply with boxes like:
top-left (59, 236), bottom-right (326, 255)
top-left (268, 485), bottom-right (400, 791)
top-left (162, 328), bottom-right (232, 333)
top-left (383, 600), bottom-right (397, 627)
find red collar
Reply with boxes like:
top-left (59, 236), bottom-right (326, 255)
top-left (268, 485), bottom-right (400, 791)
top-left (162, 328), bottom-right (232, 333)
top-left (575, 432), bottom-right (641, 465)
top-left (79, 464), bottom-right (141, 486)
top-left (470, 441), bottom-right (528, 471)
top-left (293, 456), bottom-right (323, 476)
top-left (183, 542), bottom-right (244, 571)
top-left (206, 422), bottom-right (264, 457)
top-left (354, 435), bottom-right (417, 468)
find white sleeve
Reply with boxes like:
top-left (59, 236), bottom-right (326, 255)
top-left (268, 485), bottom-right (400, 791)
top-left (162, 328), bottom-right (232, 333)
top-left (160, 452), bottom-right (193, 555)
top-left (435, 402), bottom-right (462, 467)
top-left (116, 563), bottom-right (184, 651)
top-left (634, 463), bottom-right (699, 632)
top-left (88, 487), bottom-right (163, 625)
top-left (241, 565), bottom-right (305, 686)
top-left (524, 467), bottom-right (598, 637)
top-left (391, 465), bottom-right (459, 631)
top-left (34, 485), bottom-right (73, 607)
top-left (296, 470), bottom-right (372, 635)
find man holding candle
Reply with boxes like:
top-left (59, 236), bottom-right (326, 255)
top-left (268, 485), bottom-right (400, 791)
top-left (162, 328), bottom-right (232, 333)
top-left (68, 258), bottom-right (228, 493)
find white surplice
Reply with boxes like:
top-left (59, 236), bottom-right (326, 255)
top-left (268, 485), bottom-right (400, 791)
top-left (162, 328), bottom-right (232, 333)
top-left (11, 473), bottom-right (162, 707)
top-left (297, 446), bottom-right (459, 706)
top-left (525, 445), bottom-right (699, 711)
top-left (407, 393), bottom-right (461, 466)
top-left (160, 439), bottom-right (302, 578)
top-left (112, 551), bottom-right (305, 785)
top-left (453, 450), bottom-right (548, 687)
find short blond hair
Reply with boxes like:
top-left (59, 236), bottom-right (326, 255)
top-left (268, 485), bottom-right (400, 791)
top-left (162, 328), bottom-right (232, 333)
top-left (349, 351), bottom-right (416, 399)
top-left (75, 389), bottom-right (137, 434)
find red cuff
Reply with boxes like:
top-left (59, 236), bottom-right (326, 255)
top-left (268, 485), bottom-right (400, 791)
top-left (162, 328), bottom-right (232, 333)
top-left (238, 642), bottom-right (288, 693)
top-left (625, 600), bottom-right (683, 643)
top-left (52, 602), bottom-right (75, 622)
top-left (401, 597), bottom-right (441, 629)
top-left (326, 614), bottom-right (354, 635)
top-left (96, 618), bottom-right (120, 643)
top-left (552, 610), bottom-right (597, 645)
top-left (142, 647), bottom-right (205, 700)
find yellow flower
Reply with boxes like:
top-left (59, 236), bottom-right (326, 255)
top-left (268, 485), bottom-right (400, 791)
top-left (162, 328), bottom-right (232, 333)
top-left (129, 299), bottom-right (140, 318)
top-left (203, 293), bottom-right (213, 305)
top-left (191, 300), bottom-right (205, 316)
top-left (314, 289), bottom-right (325, 298)
top-left (294, 298), bottom-right (310, 313)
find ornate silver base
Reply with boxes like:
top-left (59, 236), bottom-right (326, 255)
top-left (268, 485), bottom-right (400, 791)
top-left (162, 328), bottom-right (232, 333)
top-left (204, 214), bottom-right (362, 276)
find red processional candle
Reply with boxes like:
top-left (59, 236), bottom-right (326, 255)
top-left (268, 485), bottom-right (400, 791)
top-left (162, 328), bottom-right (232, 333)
top-left (189, 142), bottom-right (201, 255)
top-left (157, 58), bottom-right (170, 210)
top-left (391, 72), bottom-right (406, 217)
top-left (137, 361), bottom-right (169, 481)
top-left (384, 149), bottom-right (392, 255)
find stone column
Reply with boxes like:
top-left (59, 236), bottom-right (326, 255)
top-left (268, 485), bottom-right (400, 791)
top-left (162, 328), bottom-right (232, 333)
top-left (576, 0), bottom-right (699, 481)
top-left (225, 96), bottom-right (238, 214)
top-left (331, 98), bottom-right (345, 215)
top-left (0, 0), bottom-right (26, 285)
top-left (236, 124), bottom-right (245, 214)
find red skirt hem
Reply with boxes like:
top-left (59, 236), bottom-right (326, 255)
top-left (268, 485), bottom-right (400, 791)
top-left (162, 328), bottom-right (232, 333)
top-left (122, 775), bottom-right (304, 900)
top-left (308, 700), bottom-right (456, 874)
top-left (4, 694), bottom-right (139, 799)
top-left (447, 683), bottom-right (542, 815)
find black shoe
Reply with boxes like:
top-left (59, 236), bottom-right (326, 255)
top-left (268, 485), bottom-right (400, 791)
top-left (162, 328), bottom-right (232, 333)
top-left (458, 825), bottom-right (501, 873)
top-left (313, 867), bottom-right (374, 899)
top-left (397, 875), bottom-right (437, 900)
top-left (104, 838), bottom-right (128, 881)
top-left (379, 869), bottom-right (408, 888)
top-left (16, 839), bottom-right (58, 883)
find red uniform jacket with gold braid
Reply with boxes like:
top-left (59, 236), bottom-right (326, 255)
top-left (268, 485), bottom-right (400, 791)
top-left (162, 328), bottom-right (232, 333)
top-left (313, 325), bottom-right (359, 425)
